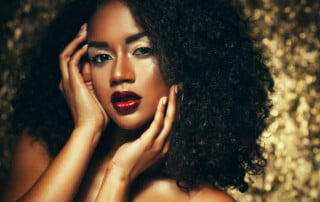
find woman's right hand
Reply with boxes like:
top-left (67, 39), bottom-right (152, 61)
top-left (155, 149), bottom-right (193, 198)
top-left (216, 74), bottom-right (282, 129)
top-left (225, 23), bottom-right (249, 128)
top-left (1, 24), bottom-right (109, 202)
top-left (59, 24), bottom-right (108, 131)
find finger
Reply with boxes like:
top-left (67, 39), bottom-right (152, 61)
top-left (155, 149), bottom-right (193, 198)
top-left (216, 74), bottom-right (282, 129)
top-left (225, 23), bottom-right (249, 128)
top-left (59, 80), bottom-right (63, 92)
top-left (81, 61), bottom-right (91, 83)
top-left (68, 44), bottom-right (88, 86)
top-left (94, 94), bottom-right (109, 126)
top-left (62, 24), bottom-right (87, 58)
top-left (59, 80), bottom-right (66, 98)
top-left (59, 24), bottom-right (87, 80)
top-left (82, 61), bottom-right (94, 92)
top-left (81, 60), bottom-right (109, 126)
top-left (156, 85), bottom-right (178, 145)
top-left (161, 134), bottom-right (171, 156)
top-left (140, 96), bottom-right (167, 143)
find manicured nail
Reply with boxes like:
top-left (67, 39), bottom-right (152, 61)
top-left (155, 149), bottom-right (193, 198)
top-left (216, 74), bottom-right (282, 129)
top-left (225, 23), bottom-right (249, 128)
top-left (162, 97), bottom-right (168, 105)
top-left (82, 44), bottom-right (88, 49)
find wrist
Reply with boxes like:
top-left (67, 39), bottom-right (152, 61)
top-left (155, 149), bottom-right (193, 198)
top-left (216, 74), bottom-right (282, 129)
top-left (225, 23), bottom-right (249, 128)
top-left (107, 163), bottom-right (132, 184)
top-left (75, 120), bottom-right (105, 133)
top-left (96, 165), bottom-right (130, 202)
top-left (72, 123), bottom-right (104, 146)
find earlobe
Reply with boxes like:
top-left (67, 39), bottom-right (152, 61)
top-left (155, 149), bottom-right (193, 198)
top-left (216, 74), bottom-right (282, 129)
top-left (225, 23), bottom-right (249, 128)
top-left (81, 62), bottom-right (92, 82)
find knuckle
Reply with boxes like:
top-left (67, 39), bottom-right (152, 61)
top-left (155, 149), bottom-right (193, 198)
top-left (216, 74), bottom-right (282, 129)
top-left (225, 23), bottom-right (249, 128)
top-left (166, 113), bottom-right (175, 121)
top-left (154, 117), bottom-right (164, 127)
top-left (152, 141), bottom-right (163, 152)
top-left (153, 116), bottom-right (161, 123)
top-left (140, 138), bottom-right (152, 149)
top-left (68, 59), bottom-right (78, 67)
top-left (148, 123), bottom-right (160, 134)
top-left (151, 147), bottom-right (161, 155)
top-left (59, 53), bottom-right (68, 60)
top-left (152, 123), bottom-right (162, 132)
top-left (163, 119), bottom-right (174, 129)
top-left (153, 144), bottom-right (161, 152)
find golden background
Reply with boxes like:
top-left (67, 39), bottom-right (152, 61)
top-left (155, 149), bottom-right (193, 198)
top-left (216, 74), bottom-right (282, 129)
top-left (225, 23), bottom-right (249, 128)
top-left (0, 0), bottom-right (319, 201)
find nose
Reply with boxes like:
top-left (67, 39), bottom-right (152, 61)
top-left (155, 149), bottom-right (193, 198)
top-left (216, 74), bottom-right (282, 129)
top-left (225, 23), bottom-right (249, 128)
top-left (110, 54), bottom-right (135, 86)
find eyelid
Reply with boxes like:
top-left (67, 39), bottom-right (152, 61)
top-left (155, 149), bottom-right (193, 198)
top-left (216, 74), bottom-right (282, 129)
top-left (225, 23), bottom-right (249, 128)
top-left (88, 49), bottom-right (112, 56)
top-left (89, 52), bottom-right (113, 65)
top-left (132, 43), bottom-right (152, 52)
top-left (132, 43), bottom-right (152, 50)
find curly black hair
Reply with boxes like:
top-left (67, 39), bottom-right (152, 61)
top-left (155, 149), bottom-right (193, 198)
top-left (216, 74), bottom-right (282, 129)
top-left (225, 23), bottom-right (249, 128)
top-left (10, 0), bottom-right (273, 193)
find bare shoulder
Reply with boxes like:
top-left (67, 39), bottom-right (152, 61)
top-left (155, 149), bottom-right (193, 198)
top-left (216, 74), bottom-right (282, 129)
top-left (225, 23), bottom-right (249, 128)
top-left (0, 129), bottom-right (51, 201)
top-left (10, 129), bottom-right (51, 172)
top-left (132, 178), bottom-right (235, 202)
top-left (190, 186), bottom-right (235, 202)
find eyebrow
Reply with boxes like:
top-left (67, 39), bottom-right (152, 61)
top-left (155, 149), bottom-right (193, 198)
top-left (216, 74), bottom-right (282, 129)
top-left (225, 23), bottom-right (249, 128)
top-left (125, 32), bottom-right (146, 44)
top-left (88, 41), bottom-right (108, 48)
top-left (88, 32), bottom-right (147, 49)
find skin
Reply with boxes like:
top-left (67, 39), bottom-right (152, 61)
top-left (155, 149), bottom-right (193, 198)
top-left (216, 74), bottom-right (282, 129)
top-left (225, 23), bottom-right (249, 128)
top-left (87, 1), bottom-right (170, 131)
top-left (0, 1), bottom-right (235, 201)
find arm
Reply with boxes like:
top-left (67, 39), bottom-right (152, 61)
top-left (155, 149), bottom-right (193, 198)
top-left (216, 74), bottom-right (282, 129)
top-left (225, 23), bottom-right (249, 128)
top-left (0, 130), bottom-right (50, 201)
top-left (95, 85), bottom-right (178, 202)
top-left (16, 125), bottom-right (103, 202)
top-left (1, 125), bottom-right (102, 202)
top-left (2, 24), bottom-right (108, 202)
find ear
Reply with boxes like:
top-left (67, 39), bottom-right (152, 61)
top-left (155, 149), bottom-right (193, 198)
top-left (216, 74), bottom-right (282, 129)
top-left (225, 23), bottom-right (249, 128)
top-left (81, 62), bottom-right (91, 82)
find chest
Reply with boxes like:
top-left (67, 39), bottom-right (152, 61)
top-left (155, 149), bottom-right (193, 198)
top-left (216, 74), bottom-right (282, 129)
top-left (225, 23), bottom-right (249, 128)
top-left (73, 159), bottom-right (190, 202)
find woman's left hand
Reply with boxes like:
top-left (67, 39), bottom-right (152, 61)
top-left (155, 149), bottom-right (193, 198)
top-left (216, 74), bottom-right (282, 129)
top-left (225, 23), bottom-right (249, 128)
top-left (95, 85), bottom-right (178, 202)
top-left (109, 85), bottom-right (178, 182)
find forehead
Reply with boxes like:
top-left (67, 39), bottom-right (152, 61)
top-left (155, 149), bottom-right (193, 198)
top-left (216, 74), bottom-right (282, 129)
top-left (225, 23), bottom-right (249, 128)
top-left (88, 1), bottom-right (143, 41)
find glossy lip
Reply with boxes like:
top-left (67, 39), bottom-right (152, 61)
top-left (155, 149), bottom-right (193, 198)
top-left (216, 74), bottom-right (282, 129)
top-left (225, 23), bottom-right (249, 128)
top-left (111, 91), bottom-right (142, 114)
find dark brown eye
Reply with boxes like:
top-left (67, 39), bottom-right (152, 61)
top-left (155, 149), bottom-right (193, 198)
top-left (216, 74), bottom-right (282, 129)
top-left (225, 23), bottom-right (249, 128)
top-left (90, 54), bottom-right (112, 65)
top-left (133, 47), bottom-right (153, 56)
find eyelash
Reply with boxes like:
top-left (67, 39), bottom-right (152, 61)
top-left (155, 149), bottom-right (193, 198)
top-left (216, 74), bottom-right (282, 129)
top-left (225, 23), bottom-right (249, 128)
top-left (90, 54), bottom-right (112, 65)
top-left (89, 47), bottom-right (153, 65)
top-left (133, 47), bottom-right (153, 56)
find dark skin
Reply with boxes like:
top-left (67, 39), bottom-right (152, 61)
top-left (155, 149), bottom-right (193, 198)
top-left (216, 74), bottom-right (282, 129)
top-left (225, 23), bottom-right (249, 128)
top-left (1, 1), bottom-right (235, 201)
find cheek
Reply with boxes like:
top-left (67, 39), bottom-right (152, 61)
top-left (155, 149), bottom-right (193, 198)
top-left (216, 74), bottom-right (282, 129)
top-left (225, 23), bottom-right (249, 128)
top-left (136, 59), bottom-right (169, 91)
top-left (137, 63), bottom-right (169, 98)
top-left (136, 64), bottom-right (170, 111)
top-left (90, 67), bottom-right (112, 105)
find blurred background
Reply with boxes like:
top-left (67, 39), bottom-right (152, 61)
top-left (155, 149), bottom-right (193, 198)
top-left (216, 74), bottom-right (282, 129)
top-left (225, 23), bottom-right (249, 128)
top-left (0, 0), bottom-right (319, 201)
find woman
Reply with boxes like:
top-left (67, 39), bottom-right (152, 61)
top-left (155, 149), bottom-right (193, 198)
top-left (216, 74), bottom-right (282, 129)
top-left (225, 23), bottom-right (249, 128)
top-left (1, 0), bottom-right (274, 201)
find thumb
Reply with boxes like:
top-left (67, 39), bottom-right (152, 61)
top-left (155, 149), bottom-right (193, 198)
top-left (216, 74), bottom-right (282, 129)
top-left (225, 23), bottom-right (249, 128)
top-left (81, 61), bottom-right (109, 126)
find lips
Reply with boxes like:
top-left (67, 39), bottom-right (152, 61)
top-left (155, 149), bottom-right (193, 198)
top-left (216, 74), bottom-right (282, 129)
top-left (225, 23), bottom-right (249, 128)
top-left (111, 91), bottom-right (142, 114)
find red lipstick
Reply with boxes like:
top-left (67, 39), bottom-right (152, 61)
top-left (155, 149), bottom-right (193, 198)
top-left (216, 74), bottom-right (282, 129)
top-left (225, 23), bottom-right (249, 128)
top-left (111, 91), bottom-right (142, 114)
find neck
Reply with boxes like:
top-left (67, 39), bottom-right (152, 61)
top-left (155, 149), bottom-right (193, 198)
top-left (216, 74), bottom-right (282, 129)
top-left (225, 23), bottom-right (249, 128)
top-left (100, 120), bottom-right (151, 157)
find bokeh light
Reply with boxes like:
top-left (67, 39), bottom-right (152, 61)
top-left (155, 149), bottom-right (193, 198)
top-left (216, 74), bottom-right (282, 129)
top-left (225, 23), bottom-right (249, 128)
top-left (0, 1), bottom-right (319, 201)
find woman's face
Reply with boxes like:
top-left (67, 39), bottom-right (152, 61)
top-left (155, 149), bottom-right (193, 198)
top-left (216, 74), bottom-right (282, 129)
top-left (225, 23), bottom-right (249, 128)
top-left (87, 1), bottom-right (170, 130)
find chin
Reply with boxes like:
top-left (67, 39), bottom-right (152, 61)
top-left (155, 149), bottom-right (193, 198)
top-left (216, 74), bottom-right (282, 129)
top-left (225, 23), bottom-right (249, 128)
top-left (111, 114), bottom-right (153, 131)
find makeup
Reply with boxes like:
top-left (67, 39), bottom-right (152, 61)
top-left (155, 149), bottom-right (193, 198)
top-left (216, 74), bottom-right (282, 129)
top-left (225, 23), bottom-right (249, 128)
top-left (111, 91), bottom-right (142, 114)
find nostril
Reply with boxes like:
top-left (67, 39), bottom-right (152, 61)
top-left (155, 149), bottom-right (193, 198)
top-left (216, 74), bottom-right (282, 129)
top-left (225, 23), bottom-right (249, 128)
top-left (109, 61), bottom-right (136, 85)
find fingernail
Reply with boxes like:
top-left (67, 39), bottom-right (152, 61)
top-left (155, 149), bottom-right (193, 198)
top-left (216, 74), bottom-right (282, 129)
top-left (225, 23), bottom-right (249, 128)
top-left (80, 23), bottom-right (87, 32)
top-left (174, 85), bottom-right (179, 94)
top-left (162, 97), bottom-right (168, 105)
